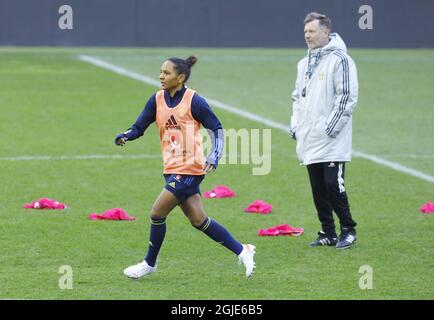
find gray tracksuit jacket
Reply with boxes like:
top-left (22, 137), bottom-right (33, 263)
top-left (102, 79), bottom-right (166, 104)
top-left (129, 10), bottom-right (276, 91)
top-left (290, 33), bottom-right (358, 165)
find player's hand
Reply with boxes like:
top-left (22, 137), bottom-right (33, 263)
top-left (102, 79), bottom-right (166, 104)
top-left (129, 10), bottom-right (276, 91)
top-left (116, 137), bottom-right (127, 146)
top-left (204, 162), bottom-right (216, 173)
top-left (114, 133), bottom-right (128, 146)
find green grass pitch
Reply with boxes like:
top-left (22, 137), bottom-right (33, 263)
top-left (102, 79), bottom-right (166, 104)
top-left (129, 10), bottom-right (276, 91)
top-left (0, 47), bottom-right (433, 299)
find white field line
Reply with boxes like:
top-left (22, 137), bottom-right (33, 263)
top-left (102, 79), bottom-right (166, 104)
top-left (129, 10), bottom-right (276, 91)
top-left (79, 55), bottom-right (291, 133)
top-left (352, 151), bottom-right (434, 183)
top-left (376, 154), bottom-right (434, 159)
top-left (90, 54), bottom-right (434, 63)
top-left (94, 55), bottom-right (301, 62)
top-left (73, 55), bottom-right (433, 183)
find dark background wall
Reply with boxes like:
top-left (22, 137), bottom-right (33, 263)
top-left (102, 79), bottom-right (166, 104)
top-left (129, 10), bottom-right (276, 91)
top-left (1, 0), bottom-right (433, 47)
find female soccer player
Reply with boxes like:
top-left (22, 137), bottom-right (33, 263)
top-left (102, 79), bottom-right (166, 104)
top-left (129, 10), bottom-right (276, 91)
top-left (115, 56), bottom-right (256, 279)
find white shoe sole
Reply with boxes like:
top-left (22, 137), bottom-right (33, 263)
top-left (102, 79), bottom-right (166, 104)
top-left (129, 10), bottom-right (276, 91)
top-left (336, 241), bottom-right (357, 250)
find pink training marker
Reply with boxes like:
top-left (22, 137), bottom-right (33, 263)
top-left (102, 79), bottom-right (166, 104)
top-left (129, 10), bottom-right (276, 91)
top-left (275, 224), bottom-right (304, 236)
top-left (244, 200), bottom-right (273, 214)
top-left (204, 185), bottom-right (236, 198)
top-left (88, 208), bottom-right (136, 221)
top-left (23, 198), bottom-right (67, 210)
top-left (420, 201), bottom-right (434, 214)
top-left (258, 224), bottom-right (304, 237)
top-left (258, 227), bottom-right (280, 236)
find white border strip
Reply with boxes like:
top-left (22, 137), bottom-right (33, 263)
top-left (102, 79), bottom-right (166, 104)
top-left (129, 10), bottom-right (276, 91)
top-left (78, 55), bottom-right (434, 184)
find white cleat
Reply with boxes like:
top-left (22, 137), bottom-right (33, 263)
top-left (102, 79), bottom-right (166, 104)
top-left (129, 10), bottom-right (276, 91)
top-left (238, 244), bottom-right (256, 278)
top-left (123, 260), bottom-right (157, 279)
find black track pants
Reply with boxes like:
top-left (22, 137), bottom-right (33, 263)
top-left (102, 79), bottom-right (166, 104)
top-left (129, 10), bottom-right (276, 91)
top-left (307, 162), bottom-right (357, 236)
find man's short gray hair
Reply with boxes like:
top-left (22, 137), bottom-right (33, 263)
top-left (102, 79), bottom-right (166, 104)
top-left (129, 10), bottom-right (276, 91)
top-left (304, 12), bottom-right (332, 32)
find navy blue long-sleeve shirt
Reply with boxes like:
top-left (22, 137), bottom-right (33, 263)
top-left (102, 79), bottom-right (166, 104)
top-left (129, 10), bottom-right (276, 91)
top-left (120, 86), bottom-right (224, 166)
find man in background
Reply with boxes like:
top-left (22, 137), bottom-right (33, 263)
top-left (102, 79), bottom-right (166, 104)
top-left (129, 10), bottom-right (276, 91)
top-left (289, 12), bottom-right (359, 249)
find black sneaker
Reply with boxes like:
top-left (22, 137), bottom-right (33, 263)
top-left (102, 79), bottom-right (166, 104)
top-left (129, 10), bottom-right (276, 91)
top-left (309, 231), bottom-right (337, 247)
top-left (336, 231), bottom-right (357, 249)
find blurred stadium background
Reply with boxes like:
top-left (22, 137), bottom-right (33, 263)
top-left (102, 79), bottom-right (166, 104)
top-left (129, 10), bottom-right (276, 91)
top-left (0, 0), bottom-right (433, 300)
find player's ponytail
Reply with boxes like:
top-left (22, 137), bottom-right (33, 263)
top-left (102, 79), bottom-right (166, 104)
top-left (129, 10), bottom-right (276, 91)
top-left (168, 55), bottom-right (198, 83)
top-left (185, 55), bottom-right (197, 68)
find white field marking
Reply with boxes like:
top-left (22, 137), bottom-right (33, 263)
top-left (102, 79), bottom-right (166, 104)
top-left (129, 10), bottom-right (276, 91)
top-left (79, 55), bottom-right (161, 87)
top-left (90, 54), bottom-right (434, 63)
top-left (78, 55), bottom-right (434, 184)
top-left (123, 55), bottom-right (300, 62)
top-left (376, 154), bottom-right (434, 159)
top-left (352, 151), bottom-right (434, 183)
top-left (79, 55), bottom-right (291, 132)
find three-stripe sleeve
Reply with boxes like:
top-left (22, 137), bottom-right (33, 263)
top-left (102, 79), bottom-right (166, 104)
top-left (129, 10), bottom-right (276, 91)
top-left (325, 51), bottom-right (358, 138)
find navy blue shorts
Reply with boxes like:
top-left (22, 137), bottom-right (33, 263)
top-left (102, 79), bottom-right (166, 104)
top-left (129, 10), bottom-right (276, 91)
top-left (164, 174), bottom-right (205, 203)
